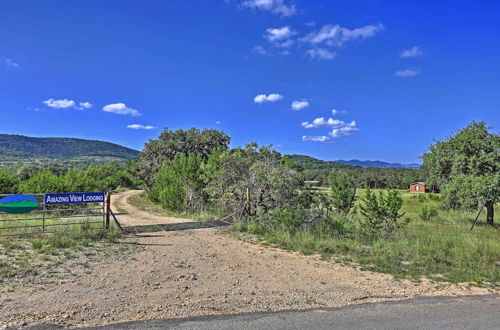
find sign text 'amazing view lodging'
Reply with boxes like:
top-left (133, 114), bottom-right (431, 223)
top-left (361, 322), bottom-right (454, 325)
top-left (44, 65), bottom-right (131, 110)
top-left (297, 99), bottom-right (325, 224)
top-left (44, 192), bottom-right (105, 205)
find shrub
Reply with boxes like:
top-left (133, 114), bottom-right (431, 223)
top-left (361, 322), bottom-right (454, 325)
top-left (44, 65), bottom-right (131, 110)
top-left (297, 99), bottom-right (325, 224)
top-left (419, 206), bottom-right (439, 221)
top-left (270, 206), bottom-right (305, 231)
top-left (329, 170), bottom-right (356, 214)
top-left (359, 188), bottom-right (406, 236)
top-left (0, 170), bottom-right (20, 194)
top-left (150, 154), bottom-right (205, 212)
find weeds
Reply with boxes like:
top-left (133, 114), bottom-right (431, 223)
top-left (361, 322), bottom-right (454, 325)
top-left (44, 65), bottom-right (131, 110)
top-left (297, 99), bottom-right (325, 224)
top-left (233, 189), bottom-right (500, 285)
top-left (0, 223), bottom-right (124, 284)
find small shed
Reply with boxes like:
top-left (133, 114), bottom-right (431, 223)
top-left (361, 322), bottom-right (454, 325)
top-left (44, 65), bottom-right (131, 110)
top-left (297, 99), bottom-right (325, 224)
top-left (409, 182), bottom-right (426, 193)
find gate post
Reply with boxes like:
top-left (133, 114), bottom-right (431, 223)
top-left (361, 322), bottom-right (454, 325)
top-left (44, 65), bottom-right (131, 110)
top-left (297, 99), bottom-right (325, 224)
top-left (105, 193), bottom-right (111, 229)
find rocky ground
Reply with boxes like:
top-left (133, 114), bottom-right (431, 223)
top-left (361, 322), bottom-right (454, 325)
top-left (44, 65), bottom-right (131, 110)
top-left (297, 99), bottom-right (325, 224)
top-left (0, 191), bottom-right (497, 329)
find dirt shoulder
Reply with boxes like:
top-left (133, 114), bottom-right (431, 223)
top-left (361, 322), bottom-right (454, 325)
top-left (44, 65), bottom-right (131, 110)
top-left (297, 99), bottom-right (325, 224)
top-left (0, 191), bottom-right (496, 328)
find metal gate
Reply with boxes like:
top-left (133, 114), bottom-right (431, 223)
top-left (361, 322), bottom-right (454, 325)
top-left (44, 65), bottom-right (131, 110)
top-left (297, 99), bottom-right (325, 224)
top-left (0, 192), bottom-right (109, 237)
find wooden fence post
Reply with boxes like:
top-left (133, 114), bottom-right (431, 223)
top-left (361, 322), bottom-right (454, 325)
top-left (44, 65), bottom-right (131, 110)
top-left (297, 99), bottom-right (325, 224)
top-left (105, 193), bottom-right (111, 229)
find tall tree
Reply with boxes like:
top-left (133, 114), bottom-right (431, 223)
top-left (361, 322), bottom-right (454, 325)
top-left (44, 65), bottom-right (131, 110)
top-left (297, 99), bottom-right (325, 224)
top-left (138, 128), bottom-right (230, 188)
top-left (421, 121), bottom-right (499, 224)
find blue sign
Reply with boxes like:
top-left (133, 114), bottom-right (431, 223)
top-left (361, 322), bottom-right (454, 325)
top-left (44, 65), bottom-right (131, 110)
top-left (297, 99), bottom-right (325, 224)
top-left (44, 192), bottom-right (105, 205)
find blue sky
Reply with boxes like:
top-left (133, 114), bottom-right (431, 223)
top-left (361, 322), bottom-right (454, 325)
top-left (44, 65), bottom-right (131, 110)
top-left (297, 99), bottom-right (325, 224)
top-left (1, 0), bottom-right (499, 163)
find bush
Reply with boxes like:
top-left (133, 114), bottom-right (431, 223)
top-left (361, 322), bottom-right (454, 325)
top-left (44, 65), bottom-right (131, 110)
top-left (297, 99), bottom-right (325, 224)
top-left (329, 170), bottom-right (356, 214)
top-left (0, 170), bottom-right (20, 194)
top-left (270, 206), bottom-right (305, 231)
top-left (150, 154), bottom-right (205, 212)
top-left (419, 206), bottom-right (439, 221)
top-left (359, 188), bottom-right (406, 236)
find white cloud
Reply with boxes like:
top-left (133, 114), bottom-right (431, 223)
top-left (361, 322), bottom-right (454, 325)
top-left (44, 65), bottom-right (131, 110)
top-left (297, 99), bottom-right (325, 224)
top-left (254, 93), bottom-right (284, 104)
top-left (329, 125), bottom-right (358, 138)
top-left (301, 116), bottom-right (358, 138)
top-left (241, 0), bottom-right (297, 17)
top-left (302, 135), bottom-right (330, 142)
top-left (395, 69), bottom-right (420, 77)
top-left (216, 121), bottom-right (222, 125)
top-left (42, 99), bottom-right (94, 110)
top-left (43, 99), bottom-right (76, 109)
top-left (261, 22), bottom-right (383, 59)
top-left (331, 108), bottom-right (346, 115)
top-left (253, 45), bottom-right (268, 55)
top-left (265, 26), bottom-right (296, 47)
top-left (5, 59), bottom-right (19, 69)
top-left (103, 103), bottom-right (141, 116)
top-left (301, 117), bottom-right (350, 128)
top-left (401, 46), bottom-right (423, 58)
top-left (306, 48), bottom-right (336, 60)
top-left (291, 100), bottom-right (309, 110)
top-left (75, 102), bottom-right (93, 110)
top-left (127, 124), bottom-right (156, 130)
top-left (302, 23), bottom-right (384, 47)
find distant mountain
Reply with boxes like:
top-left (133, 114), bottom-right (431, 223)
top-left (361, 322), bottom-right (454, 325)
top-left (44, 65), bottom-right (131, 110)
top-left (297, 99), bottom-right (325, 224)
top-left (0, 134), bottom-right (139, 165)
top-left (334, 159), bottom-right (421, 169)
top-left (288, 154), bottom-right (420, 170)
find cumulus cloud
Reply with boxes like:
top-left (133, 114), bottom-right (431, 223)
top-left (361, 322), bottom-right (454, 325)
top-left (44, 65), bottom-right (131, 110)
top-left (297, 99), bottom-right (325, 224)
top-left (291, 100), bottom-right (309, 111)
top-left (5, 59), bottom-right (19, 69)
top-left (331, 108), bottom-right (346, 115)
top-left (75, 102), bottom-right (93, 110)
top-left (301, 116), bottom-right (358, 139)
top-left (127, 124), bottom-right (156, 130)
top-left (253, 45), bottom-right (268, 55)
top-left (43, 99), bottom-right (76, 109)
top-left (254, 93), bottom-right (284, 104)
top-left (401, 46), bottom-right (423, 58)
top-left (261, 22), bottom-right (383, 60)
top-left (302, 23), bottom-right (384, 47)
top-left (302, 135), bottom-right (330, 142)
top-left (395, 69), bottom-right (420, 77)
top-left (103, 103), bottom-right (141, 116)
top-left (306, 48), bottom-right (336, 60)
top-left (301, 117), bottom-right (354, 129)
top-left (329, 125), bottom-right (358, 138)
top-left (265, 26), bottom-right (296, 47)
top-left (42, 99), bottom-right (93, 111)
top-left (241, 0), bottom-right (297, 17)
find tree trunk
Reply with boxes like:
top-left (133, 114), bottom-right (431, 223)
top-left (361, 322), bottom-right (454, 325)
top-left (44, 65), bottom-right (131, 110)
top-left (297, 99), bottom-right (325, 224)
top-left (486, 201), bottom-right (494, 225)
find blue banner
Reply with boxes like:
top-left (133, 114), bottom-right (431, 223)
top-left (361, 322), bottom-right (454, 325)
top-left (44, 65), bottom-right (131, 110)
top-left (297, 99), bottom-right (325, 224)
top-left (44, 192), bottom-right (105, 205)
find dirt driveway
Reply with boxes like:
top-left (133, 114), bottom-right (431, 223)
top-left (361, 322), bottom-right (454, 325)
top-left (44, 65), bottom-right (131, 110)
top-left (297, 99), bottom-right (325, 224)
top-left (0, 191), bottom-right (495, 328)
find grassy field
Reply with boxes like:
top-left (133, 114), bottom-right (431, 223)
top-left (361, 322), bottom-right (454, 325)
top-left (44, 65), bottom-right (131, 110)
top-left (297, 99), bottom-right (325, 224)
top-left (234, 189), bottom-right (500, 285)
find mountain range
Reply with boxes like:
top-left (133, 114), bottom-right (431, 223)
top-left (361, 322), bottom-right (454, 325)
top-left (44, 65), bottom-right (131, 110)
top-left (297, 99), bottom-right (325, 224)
top-left (0, 134), bottom-right (420, 169)
top-left (288, 154), bottom-right (420, 171)
top-left (0, 134), bottom-right (139, 165)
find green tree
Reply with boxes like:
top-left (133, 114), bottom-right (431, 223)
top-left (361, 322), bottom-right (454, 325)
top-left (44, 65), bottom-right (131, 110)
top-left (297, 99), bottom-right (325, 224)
top-left (138, 128), bottom-right (230, 189)
top-left (421, 121), bottom-right (499, 224)
top-left (0, 170), bottom-right (20, 194)
top-left (150, 154), bottom-right (205, 212)
top-left (328, 170), bottom-right (356, 214)
top-left (359, 188), bottom-right (405, 235)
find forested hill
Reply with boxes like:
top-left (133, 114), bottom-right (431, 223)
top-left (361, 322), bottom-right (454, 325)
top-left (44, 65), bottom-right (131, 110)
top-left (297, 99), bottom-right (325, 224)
top-left (289, 154), bottom-right (420, 170)
top-left (0, 134), bottom-right (139, 164)
top-left (289, 154), bottom-right (423, 189)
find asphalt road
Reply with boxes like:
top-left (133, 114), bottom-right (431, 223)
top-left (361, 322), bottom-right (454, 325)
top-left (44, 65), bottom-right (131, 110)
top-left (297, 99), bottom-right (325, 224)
top-left (25, 294), bottom-right (498, 330)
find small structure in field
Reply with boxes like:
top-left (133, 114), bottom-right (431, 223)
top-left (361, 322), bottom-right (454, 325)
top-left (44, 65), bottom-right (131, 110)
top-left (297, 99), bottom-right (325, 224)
top-left (409, 182), bottom-right (426, 193)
